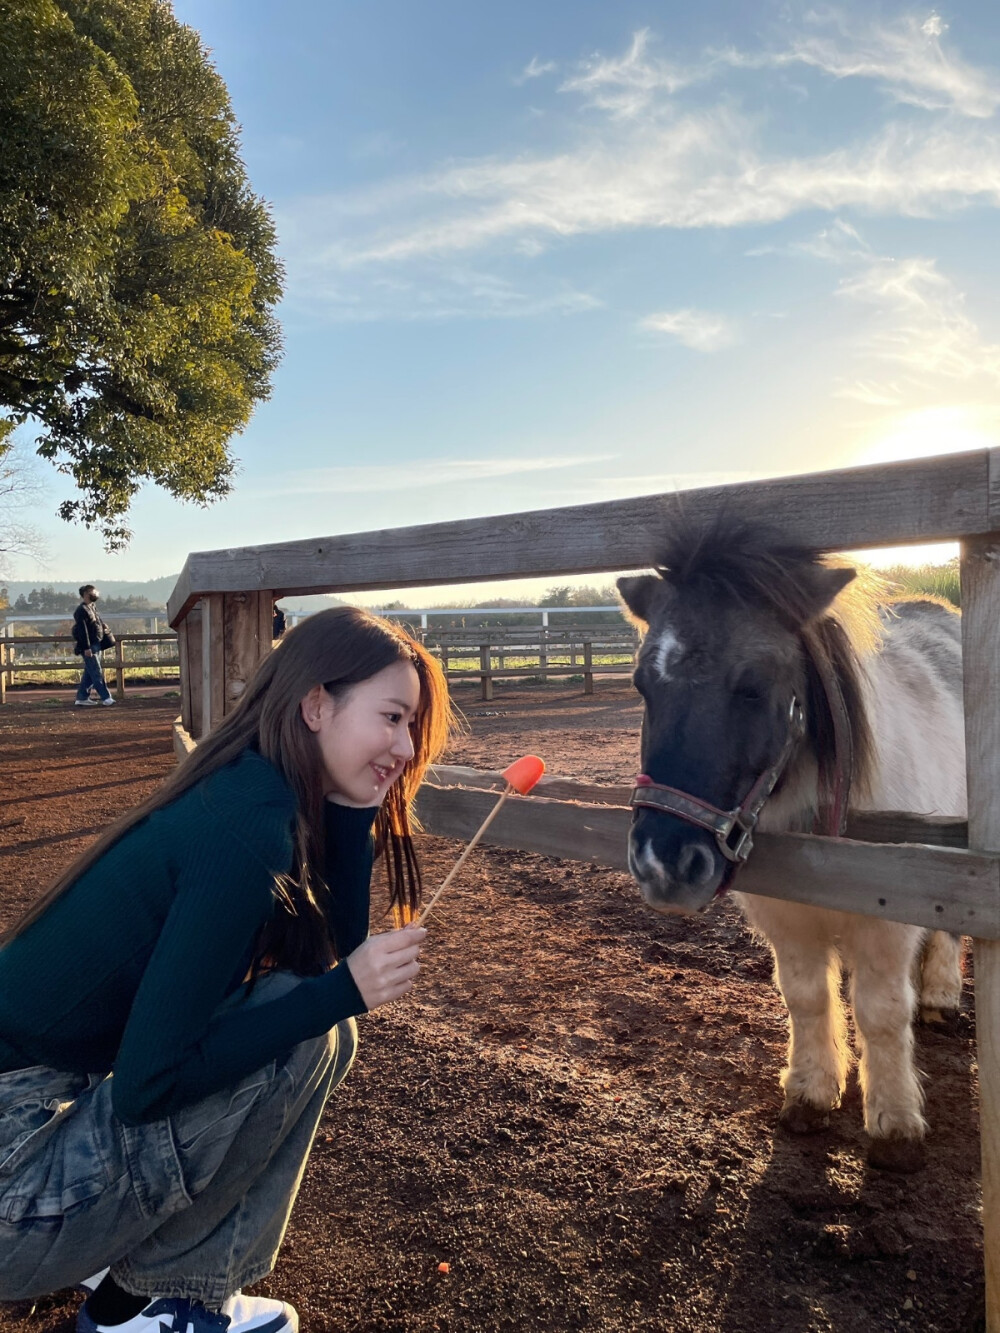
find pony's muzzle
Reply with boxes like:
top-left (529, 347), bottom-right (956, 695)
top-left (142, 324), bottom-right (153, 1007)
top-left (627, 811), bottom-right (726, 913)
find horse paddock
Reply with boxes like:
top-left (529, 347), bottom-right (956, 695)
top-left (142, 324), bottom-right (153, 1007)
top-left (0, 687), bottom-right (983, 1333)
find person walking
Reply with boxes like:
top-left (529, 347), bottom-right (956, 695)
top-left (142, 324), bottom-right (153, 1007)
top-left (72, 585), bottom-right (115, 707)
top-left (0, 606), bottom-right (453, 1333)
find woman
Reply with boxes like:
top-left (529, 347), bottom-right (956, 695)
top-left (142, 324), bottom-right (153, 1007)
top-left (0, 606), bottom-right (453, 1333)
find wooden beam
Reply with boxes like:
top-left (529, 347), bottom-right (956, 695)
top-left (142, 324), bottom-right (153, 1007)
top-left (201, 594), bottom-right (225, 737)
top-left (185, 604), bottom-right (204, 740)
top-left (426, 765), bottom-right (971, 845)
top-left (414, 784), bottom-right (1000, 938)
top-left (167, 450), bottom-right (990, 623)
top-left (223, 591), bottom-right (265, 715)
top-left (961, 533), bottom-right (1000, 1332)
top-left (177, 621), bottom-right (193, 735)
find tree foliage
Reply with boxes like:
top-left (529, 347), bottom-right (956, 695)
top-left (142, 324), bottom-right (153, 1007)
top-left (0, 0), bottom-right (283, 546)
top-left (12, 584), bottom-right (79, 613)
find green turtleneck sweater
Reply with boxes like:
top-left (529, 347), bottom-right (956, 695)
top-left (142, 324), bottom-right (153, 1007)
top-left (0, 750), bottom-right (376, 1125)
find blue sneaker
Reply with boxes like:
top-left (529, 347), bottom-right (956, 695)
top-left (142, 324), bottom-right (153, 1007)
top-left (77, 1293), bottom-right (297, 1333)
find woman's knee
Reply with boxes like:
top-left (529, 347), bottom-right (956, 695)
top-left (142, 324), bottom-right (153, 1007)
top-left (330, 1018), bottom-right (358, 1086)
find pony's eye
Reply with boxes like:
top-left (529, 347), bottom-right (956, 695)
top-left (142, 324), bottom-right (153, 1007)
top-left (733, 681), bottom-right (766, 704)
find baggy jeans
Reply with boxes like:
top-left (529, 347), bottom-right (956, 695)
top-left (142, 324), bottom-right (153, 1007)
top-left (0, 973), bottom-right (357, 1307)
top-left (75, 651), bottom-right (112, 703)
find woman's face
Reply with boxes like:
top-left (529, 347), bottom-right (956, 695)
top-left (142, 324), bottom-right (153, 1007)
top-left (301, 660), bottom-right (421, 806)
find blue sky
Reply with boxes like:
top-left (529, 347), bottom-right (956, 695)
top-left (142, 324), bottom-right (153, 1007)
top-left (12, 0), bottom-right (1000, 598)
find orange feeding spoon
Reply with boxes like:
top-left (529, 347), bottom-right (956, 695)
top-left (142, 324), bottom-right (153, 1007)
top-left (417, 755), bottom-right (546, 925)
top-left (502, 754), bottom-right (546, 795)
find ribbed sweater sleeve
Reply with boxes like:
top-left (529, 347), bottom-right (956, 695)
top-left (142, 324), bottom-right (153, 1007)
top-left (111, 772), bottom-right (372, 1125)
top-left (322, 800), bottom-right (377, 957)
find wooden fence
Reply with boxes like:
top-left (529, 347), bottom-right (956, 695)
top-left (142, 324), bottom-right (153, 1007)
top-left (0, 633), bottom-right (179, 704)
top-left (424, 626), bottom-right (637, 697)
top-left (166, 448), bottom-right (1000, 1329)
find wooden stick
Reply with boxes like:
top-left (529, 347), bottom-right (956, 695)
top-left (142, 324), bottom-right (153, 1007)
top-left (416, 786), bottom-right (512, 924)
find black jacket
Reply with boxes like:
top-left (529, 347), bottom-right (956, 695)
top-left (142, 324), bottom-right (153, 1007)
top-left (72, 601), bottom-right (106, 655)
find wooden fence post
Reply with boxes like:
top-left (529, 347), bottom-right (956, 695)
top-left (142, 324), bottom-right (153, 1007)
top-left (538, 626), bottom-right (548, 682)
top-left (177, 620), bottom-right (193, 735)
top-left (201, 594), bottom-right (225, 737)
top-left (113, 638), bottom-right (125, 698)
top-left (0, 639), bottom-right (5, 705)
top-left (583, 641), bottom-right (594, 695)
top-left (479, 644), bottom-right (493, 701)
top-left (961, 534), bottom-right (1000, 1333)
top-left (224, 590), bottom-right (271, 715)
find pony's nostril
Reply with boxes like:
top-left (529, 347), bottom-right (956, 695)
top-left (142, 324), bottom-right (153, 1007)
top-left (676, 842), bottom-right (716, 887)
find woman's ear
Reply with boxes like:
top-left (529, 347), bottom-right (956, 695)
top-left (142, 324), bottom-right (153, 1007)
top-left (300, 684), bottom-right (327, 733)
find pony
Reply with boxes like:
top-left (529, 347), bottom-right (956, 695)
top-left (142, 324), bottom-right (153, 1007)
top-left (616, 516), bottom-right (966, 1171)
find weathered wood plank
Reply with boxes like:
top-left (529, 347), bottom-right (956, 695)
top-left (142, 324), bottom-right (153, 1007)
top-left (223, 591), bottom-right (262, 715)
top-left (201, 594), bottom-right (225, 737)
top-left (172, 716), bottom-right (197, 762)
top-left (414, 784), bottom-right (1000, 938)
top-left (988, 449), bottom-right (1000, 532)
top-left (258, 590), bottom-right (276, 656)
top-left (185, 604), bottom-right (204, 740)
top-left (425, 765), bottom-right (971, 845)
top-left (167, 450), bottom-right (989, 622)
top-left (961, 533), bottom-right (1000, 1332)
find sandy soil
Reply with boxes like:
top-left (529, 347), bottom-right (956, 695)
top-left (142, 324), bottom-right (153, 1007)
top-left (0, 685), bottom-right (985, 1333)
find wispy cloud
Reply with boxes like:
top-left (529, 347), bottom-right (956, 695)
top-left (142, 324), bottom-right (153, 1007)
top-left (282, 257), bottom-right (600, 323)
top-left (741, 10), bottom-right (1000, 118)
top-left (312, 118), bottom-right (1000, 267)
top-left (639, 308), bottom-right (738, 351)
top-left (559, 28), bottom-right (706, 117)
top-left (837, 256), bottom-right (1000, 396)
top-left (256, 454), bottom-right (615, 497)
top-left (516, 56), bottom-right (556, 84)
top-left (279, 16), bottom-right (1000, 320)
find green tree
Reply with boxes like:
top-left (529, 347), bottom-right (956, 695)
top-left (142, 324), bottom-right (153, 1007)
top-left (540, 585), bottom-right (574, 607)
top-left (13, 585), bottom-right (79, 613)
top-left (100, 592), bottom-right (160, 612)
top-left (0, 0), bottom-right (283, 547)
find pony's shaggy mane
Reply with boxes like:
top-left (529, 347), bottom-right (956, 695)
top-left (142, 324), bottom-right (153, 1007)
top-left (652, 514), bottom-right (880, 806)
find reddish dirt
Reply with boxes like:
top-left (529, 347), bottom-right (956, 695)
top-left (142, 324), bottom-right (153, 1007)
top-left (0, 685), bottom-right (985, 1333)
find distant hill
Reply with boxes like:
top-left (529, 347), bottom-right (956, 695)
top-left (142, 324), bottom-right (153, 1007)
top-left (2, 575), bottom-right (179, 609)
top-left (1, 579), bottom-right (349, 617)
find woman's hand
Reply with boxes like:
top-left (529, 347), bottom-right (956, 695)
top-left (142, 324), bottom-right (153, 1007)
top-left (345, 926), bottom-right (426, 1010)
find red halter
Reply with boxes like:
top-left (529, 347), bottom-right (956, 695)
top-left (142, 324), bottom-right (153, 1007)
top-left (628, 696), bottom-right (806, 864)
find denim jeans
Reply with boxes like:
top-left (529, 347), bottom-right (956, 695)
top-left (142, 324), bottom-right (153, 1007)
top-left (75, 651), bottom-right (112, 703)
top-left (0, 973), bottom-right (357, 1306)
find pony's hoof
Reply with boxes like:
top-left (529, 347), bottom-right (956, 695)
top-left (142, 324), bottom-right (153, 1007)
top-left (779, 1101), bottom-right (831, 1134)
top-left (867, 1134), bottom-right (926, 1173)
top-left (920, 1005), bottom-right (960, 1031)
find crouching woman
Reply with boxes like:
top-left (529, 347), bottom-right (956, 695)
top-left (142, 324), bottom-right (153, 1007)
top-left (0, 607), bottom-right (453, 1333)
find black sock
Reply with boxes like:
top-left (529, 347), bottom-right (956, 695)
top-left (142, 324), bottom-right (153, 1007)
top-left (85, 1276), bottom-right (149, 1326)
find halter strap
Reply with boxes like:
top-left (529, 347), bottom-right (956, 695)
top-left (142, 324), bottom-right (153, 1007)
top-left (628, 696), bottom-right (805, 864)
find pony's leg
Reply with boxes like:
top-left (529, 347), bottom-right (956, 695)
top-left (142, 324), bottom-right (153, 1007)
top-left (770, 936), bottom-right (850, 1133)
top-left (919, 930), bottom-right (964, 1026)
top-left (846, 921), bottom-right (927, 1171)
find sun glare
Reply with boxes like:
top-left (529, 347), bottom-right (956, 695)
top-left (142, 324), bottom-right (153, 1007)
top-left (851, 407), bottom-right (1000, 568)
top-left (860, 405), bottom-right (999, 466)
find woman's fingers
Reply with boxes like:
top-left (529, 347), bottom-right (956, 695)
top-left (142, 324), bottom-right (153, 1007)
top-left (345, 928), bottom-right (427, 1011)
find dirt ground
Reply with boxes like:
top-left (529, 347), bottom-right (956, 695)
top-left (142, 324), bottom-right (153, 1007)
top-left (0, 684), bottom-right (985, 1333)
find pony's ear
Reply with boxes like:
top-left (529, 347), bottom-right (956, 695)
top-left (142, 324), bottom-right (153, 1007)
top-left (616, 575), bottom-right (660, 627)
top-left (797, 564), bottom-right (856, 623)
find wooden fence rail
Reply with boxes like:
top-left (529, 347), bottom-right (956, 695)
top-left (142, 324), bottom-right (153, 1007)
top-left (425, 628), bottom-right (637, 697)
top-left (0, 633), bottom-right (179, 704)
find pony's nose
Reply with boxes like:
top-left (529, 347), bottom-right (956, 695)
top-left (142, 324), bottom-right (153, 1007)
top-left (676, 841), bottom-right (717, 887)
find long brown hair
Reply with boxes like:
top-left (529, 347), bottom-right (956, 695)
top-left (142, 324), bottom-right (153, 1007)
top-left (2, 607), bottom-right (454, 974)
